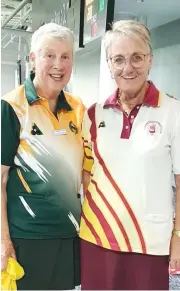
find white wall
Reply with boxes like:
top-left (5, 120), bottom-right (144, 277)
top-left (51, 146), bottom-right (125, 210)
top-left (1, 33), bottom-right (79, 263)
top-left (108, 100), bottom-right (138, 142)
top-left (150, 44), bottom-right (180, 100)
top-left (99, 40), bottom-right (116, 103)
top-left (1, 39), bottom-right (28, 96)
top-left (72, 48), bottom-right (101, 107)
top-left (1, 64), bottom-right (16, 96)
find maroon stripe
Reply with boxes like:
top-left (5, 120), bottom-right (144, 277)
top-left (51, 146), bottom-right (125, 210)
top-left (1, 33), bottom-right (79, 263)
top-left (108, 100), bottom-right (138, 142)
top-left (81, 212), bottom-right (103, 246)
top-left (121, 114), bottom-right (131, 139)
top-left (88, 105), bottom-right (147, 253)
top-left (86, 189), bottom-right (121, 250)
top-left (143, 82), bottom-right (160, 107)
top-left (91, 179), bottom-right (132, 251)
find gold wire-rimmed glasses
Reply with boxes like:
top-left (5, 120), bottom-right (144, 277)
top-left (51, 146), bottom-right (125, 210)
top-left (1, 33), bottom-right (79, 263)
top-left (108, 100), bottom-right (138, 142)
top-left (110, 53), bottom-right (150, 69)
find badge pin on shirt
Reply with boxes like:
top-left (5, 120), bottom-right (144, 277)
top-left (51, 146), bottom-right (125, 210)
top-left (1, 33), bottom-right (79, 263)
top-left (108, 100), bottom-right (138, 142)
top-left (53, 129), bottom-right (67, 136)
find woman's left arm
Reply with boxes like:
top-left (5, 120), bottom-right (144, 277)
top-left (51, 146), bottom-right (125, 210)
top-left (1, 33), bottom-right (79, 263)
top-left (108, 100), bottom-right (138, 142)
top-left (174, 175), bottom-right (180, 231)
top-left (170, 175), bottom-right (180, 270)
top-left (170, 102), bottom-right (180, 270)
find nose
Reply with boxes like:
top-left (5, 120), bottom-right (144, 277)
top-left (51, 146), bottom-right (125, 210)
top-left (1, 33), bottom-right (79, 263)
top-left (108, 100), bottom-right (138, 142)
top-left (122, 58), bottom-right (134, 74)
top-left (53, 57), bottom-right (64, 70)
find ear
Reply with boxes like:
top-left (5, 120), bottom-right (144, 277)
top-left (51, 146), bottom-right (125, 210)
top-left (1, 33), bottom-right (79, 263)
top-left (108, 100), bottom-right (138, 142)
top-left (30, 52), bottom-right (36, 71)
top-left (148, 53), bottom-right (153, 70)
top-left (30, 52), bottom-right (36, 63)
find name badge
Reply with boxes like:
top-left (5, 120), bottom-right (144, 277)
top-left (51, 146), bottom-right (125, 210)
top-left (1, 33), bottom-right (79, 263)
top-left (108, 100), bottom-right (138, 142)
top-left (53, 129), bottom-right (67, 136)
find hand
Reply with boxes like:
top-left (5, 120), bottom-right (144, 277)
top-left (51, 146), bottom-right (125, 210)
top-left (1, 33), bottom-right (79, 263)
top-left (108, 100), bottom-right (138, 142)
top-left (170, 235), bottom-right (180, 271)
top-left (1, 238), bottom-right (16, 271)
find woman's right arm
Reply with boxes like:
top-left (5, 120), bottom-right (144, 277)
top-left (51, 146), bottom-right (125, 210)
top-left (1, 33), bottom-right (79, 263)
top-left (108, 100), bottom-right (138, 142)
top-left (81, 110), bottom-right (94, 196)
top-left (1, 99), bottom-right (20, 271)
top-left (1, 165), bottom-right (16, 270)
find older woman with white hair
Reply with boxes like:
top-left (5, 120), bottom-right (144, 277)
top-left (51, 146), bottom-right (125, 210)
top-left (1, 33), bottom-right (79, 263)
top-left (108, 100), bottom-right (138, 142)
top-left (1, 23), bottom-right (85, 290)
top-left (80, 20), bottom-right (180, 290)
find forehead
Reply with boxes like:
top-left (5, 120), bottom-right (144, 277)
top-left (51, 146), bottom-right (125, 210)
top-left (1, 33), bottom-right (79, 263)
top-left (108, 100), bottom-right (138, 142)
top-left (39, 36), bottom-right (73, 53)
top-left (109, 35), bottom-right (148, 57)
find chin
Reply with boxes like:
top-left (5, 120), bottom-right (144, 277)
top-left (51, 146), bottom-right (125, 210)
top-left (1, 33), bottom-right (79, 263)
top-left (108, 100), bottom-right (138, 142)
top-left (51, 83), bottom-right (64, 92)
top-left (121, 85), bottom-right (137, 94)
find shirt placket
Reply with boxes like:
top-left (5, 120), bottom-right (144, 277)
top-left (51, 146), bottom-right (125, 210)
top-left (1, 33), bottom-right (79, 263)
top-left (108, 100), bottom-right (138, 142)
top-left (115, 104), bottom-right (141, 139)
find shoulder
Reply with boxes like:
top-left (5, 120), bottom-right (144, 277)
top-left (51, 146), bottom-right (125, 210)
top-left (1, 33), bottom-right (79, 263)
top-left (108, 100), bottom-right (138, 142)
top-left (87, 101), bottom-right (105, 117)
top-left (64, 92), bottom-right (86, 128)
top-left (2, 85), bottom-right (25, 104)
top-left (161, 93), bottom-right (180, 112)
top-left (64, 91), bottom-right (86, 112)
top-left (160, 94), bottom-right (180, 126)
top-left (2, 85), bottom-right (26, 116)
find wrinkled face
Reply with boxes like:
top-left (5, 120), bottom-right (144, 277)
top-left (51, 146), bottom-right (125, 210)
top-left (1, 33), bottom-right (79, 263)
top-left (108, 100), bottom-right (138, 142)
top-left (30, 37), bottom-right (73, 97)
top-left (108, 35), bottom-right (152, 95)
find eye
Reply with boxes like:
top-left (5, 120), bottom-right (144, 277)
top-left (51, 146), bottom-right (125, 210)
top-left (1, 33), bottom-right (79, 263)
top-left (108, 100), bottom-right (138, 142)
top-left (46, 53), bottom-right (54, 58)
top-left (132, 54), bottom-right (143, 62)
top-left (114, 56), bottom-right (124, 64)
top-left (62, 55), bottom-right (70, 60)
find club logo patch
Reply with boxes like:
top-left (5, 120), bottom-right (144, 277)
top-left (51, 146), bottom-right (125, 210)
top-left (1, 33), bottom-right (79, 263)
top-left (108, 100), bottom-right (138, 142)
top-left (31, 123), bottom-right (43, 135)
top-left (69, 121), bottom-right (78, 134)
top-left (145, 121), bottom-right (162, 135)
top-left (98, 121), bottom-right (106, 128)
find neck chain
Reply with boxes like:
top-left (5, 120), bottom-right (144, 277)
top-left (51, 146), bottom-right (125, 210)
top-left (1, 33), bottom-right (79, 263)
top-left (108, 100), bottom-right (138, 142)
top-left (117, 91), bottom-right (129, 115)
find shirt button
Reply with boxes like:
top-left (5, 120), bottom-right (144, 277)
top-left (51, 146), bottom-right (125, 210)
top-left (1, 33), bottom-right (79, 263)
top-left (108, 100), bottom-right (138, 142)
top-left (125, 126), bottom-right (129, 129)
top-left (131, 115), bottom-right (134, 119)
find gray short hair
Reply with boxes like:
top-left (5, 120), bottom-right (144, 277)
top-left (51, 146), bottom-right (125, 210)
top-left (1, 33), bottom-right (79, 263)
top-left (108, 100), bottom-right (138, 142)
top-left (30, 22), bottom-right (74, 53)
top-left (104, 20), bottom-right (152, 59)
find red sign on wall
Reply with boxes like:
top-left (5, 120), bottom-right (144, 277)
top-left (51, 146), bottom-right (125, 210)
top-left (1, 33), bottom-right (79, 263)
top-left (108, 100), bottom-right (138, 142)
top-left (91, 21), bottom-right (98, 37)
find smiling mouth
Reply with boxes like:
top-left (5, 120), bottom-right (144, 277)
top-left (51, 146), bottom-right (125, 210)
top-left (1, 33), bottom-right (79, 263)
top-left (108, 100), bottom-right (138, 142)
top-left (122, 76), bottom-right (137, 80)
top-left (49, 74), bottom-right (64, 81)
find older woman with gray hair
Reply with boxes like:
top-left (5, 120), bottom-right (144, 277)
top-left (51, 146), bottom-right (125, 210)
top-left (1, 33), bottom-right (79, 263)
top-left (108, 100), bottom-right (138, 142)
top-left (80, 20), bottom-right (180, 290)
top-left (1, 23), bottom-right (85, 290)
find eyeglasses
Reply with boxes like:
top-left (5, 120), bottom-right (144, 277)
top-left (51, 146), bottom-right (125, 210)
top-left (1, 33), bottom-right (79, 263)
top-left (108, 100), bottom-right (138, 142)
top-left (110, 53), bottom-right (149, 70)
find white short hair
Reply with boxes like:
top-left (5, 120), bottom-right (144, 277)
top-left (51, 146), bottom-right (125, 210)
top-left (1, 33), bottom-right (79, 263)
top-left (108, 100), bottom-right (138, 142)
top-left (30, 22), bottom-right (74, 53)
top-left (104, 20), bottom-right (152, 59)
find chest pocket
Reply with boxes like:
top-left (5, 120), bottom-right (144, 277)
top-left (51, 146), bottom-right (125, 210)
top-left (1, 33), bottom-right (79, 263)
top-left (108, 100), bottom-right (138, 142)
top-left (131, 119), bottom-right (170, 157)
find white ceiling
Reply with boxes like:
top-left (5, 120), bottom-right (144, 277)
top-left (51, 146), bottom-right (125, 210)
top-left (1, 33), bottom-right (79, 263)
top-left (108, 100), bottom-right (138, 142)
top-left (1, 0), bottom-right (180, 55)
top-left (114, 0), bottom-right (180, 29)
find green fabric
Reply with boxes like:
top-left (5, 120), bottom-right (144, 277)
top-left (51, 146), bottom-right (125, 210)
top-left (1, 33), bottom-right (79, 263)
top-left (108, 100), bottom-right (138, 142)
top-left (1, 100), bottom-right (20, 166)
top-left (2, 76), bottom-right (82, 240)
top-left (13, 237), bottom-right (80, 290)
top-left (25, 73), bottom-right (72, 111)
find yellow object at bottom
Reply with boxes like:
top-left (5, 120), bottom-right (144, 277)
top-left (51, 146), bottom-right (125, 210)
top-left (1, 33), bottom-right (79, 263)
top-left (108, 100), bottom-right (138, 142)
top-left (1, 258), bottom-right (24, 290)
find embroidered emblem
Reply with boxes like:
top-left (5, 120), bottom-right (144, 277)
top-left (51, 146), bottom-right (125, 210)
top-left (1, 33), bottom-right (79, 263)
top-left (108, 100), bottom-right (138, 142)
top-left (98, 121), bottom-right (106, 128)
top-left (31, 123), bottom-right (43, 135)
top-left (69, 121), bottom-right (78, 134)
top-left (145, 121), bottom-right (162, 135)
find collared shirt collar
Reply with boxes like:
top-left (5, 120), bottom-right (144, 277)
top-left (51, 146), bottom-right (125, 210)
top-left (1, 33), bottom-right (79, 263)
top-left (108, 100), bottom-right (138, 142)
top-left (24, 73), bottom-right (72, 111)
top-left (103, 81), bottom-right (161, 108)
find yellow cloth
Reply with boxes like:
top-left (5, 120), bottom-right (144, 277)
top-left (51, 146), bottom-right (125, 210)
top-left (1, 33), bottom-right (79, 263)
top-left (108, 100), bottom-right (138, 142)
top-left (1, 258), bottom-right (24, 290)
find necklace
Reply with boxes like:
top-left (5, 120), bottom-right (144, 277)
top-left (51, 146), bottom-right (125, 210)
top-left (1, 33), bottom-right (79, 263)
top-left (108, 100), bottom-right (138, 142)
top-left (117, 91), bottom-right (130, 115)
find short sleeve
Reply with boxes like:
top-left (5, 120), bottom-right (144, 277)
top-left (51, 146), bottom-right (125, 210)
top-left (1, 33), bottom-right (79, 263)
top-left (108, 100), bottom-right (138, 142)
top-left (171, 109), bottom-right (180, 175)
top-left (1, 100), bottom-right (20, 166)
top-left (82, 111), bottom-right (94, 173)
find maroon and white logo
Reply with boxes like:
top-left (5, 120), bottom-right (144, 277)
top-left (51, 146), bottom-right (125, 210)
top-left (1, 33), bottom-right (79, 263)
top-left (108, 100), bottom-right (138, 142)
top-left (145, 121), bottom-right (162, 135)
